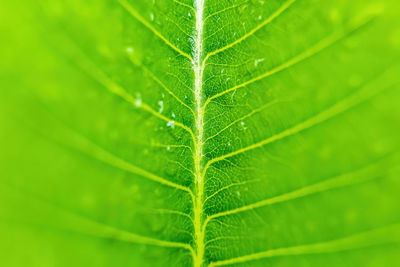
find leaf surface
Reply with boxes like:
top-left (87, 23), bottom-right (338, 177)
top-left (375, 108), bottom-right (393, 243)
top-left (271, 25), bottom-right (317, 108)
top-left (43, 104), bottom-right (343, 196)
top-left (1, 0), bottom-right (400, 266)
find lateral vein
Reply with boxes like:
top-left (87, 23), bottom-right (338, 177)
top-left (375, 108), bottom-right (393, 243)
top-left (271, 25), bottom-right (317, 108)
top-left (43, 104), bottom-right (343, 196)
top-left (203, 15), bottom-right (374, 109)
top-left (201, 65), bottom-right (396, 176)
top-left (208, 224), bottom-right (400, 266)
top-left (173, 0), bottom-right (196, 13)
top-left (202, 0), bottom-right (296, 65)
top-left (82, 55), bottom-right (197, 145)
top-left (204, 1), bottom-right (249, 22)
top-left (119, 0), bottom-right (192, 61)
top-left (203, 158), bottom-right (389, 230)
top-left (152, 208), bottom-right (194, 223)
top-left (127, 55), bottom-right (196, 117)
top-left (203, 179), bottom-right (259, 206)
top-left (204, 100), bottom-right (279, 143)
top-left (66, 125), bottom-right (195, 198)
top-left (8, 186), bottom-right (195, 255)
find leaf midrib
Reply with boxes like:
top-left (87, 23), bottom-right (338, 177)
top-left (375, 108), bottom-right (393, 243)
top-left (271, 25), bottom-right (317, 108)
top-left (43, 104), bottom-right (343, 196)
top-left (192, 0), bottom-right (206, 267)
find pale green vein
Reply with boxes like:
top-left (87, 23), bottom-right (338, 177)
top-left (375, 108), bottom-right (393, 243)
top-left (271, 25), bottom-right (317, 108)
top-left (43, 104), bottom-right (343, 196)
top-left (56, 35), bottom-right (194, 136)
top-left (118, 0), bottom-right (192, 61)
top-left (24, 100), bottom-right (195, 199)
top-left (167, 72), bottom-right (194, 91)
top-left (76, 212), bottom-right (194, 252)
top-left (151, 143), bottom-right (194, 153)
top-left (127, 54), bottom-right (196, 117)
top-left (173, 0), bottom-right (196, 13)
top-left (169, 159), bottom-right (196, 177)
top-left (202, 64), bottom-right (397, 176)
top-left (208, 224), bottom-right (400, 266)
top-left (167, 14), bottom-right (194, 39)
top-left (222, 159), bottom-right (256, 171)
top-left (203, 15), bottom-right (374, 109)
top-left (65, 125), bottom-right (195, 200)
top-left (81, 54), bottom-right (196, 145)
top-left (204, 1), bottom-right (249, 22)
top-left (204, 21), bottom-right (234, 41)
top-left (204, 110), bottom-right (229, 126)
top-left (204, 100), bottom-right (279, 143)
top-left (204, 179), bottom-right (259, 206)
top-left (202, 73), bottom-right (229, 87)
top-left (205, 59), bottom-right (253, 68)
top-left (62, 33), bottom-right (196, 143)
top-left (202, 0), bottom-right (296, 64)
top-left (204, 236), bottom-right (241, 246)
top-left (203, 159), bottom-right (387, 228)
top-left (6, 185), bottom-right (195, 255)
top-left (152, 208), bottom-right (194, 223)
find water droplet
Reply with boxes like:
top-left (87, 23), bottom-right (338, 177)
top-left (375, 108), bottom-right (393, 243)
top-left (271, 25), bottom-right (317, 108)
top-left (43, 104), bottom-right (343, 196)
top-left (228, 142), bottom-right (231, 146)
top-left (134, 93), bottom-right (142, 107)
top-left (167, 121), bottom-right (175, 128)
top-left (231, 89), bottom-right (237, 102)
top-left (150, 13), bottom-right (154, 21)
top-left (221, 68), bottom-right (225, 74)
top-left (258, 15), bottom-right (262, 20)
top-left (188, 12), bottom-right (191, 17)
top-left (126, 47), bottom-right (133, 53)
top-left (167, 146), bottom-right (171, 151)
top-left (254, 58), bottom-right (265, 66)
top-left (158, 101), bottom-right (164, 113)
top-left (236, 191), bottom-right (241, 196)
top-left (240, 121), bottom-right (248, 130)
top-left (172, 112), bottom-right (176, 118)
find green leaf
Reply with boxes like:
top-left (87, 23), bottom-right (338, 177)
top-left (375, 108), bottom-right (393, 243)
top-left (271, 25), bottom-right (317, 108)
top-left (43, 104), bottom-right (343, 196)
top-left (1, 0), bottom-right (400, 266)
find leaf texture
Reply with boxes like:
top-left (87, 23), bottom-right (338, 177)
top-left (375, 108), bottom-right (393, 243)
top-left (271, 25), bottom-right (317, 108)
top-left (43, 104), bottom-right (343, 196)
top-left (1, 0), bottom-right (400, 266)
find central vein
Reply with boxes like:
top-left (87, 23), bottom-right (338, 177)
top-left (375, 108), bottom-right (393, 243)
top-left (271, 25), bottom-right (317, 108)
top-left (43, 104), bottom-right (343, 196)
top-left (193, 0), bottom-right (205, 266)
